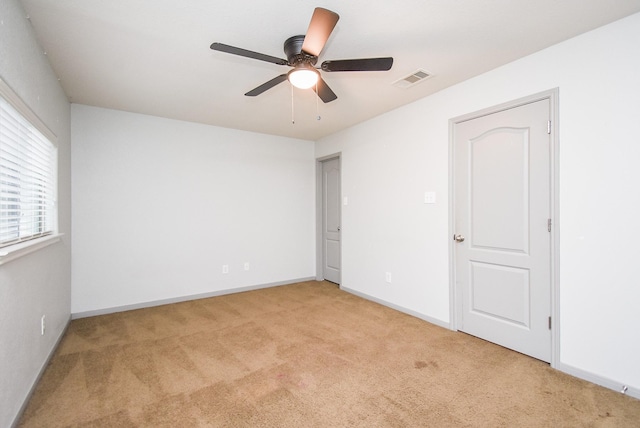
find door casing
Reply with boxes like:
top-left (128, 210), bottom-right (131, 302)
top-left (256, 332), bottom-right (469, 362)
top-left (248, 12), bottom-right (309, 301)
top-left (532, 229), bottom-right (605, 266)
top-left (449, 89), bottom-right (560, 368)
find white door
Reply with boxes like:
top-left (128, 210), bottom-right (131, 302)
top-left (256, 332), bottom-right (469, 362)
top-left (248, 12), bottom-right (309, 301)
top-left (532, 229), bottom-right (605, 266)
top-left (454, 99), bottom-right (551, 362)
top-left (322, 158), bottom-right (341, 284)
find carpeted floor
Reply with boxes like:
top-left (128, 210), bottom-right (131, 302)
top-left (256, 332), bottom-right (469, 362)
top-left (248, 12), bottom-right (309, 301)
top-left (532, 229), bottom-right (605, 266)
top-left (19, 280), bottom-right (640, 427)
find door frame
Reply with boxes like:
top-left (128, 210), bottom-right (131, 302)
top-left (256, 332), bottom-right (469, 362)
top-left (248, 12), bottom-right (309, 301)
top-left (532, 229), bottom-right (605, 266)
top-left (316, 153), bottom-right (342, 282)
top-left (448, 89), bottom-right (560, 367)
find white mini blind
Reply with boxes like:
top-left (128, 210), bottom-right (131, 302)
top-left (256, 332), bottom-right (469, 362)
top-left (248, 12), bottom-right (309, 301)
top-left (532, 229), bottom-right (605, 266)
top-left (0, 94), bottom-right (56, 248)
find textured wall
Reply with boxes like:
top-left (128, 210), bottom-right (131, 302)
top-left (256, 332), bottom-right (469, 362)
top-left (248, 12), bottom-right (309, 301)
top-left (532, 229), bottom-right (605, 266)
top-left (71, 105), bottom-right (316, 315)
top-left (0, 0), bottom-right (72, 426)
top-left (317, 12), bottom-right (640, 395)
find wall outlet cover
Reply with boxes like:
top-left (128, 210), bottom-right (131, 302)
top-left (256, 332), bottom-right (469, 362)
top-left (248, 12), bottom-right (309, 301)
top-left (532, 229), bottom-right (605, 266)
top-left (424, 191), bottom-right (436, 204)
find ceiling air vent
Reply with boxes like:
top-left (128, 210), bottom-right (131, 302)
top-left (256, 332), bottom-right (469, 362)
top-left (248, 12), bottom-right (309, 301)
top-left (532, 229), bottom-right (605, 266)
top-left (392, 69), bottom-right (432, 88)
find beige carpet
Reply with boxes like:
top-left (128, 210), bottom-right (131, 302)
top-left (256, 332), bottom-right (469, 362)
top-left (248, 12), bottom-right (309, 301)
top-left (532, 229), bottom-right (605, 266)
top-left (19, 280), bottom-right (640, 427)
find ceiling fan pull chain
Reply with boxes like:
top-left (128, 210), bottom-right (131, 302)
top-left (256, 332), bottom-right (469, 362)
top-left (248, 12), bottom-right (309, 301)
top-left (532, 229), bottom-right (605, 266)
top-left (291, 84), bottom-right (295, 124)
top-left (316, 82), bottom-right (321, 121)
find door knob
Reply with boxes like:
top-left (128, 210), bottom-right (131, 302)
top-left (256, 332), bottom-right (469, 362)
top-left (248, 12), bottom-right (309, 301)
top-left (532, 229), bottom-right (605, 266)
top-left (454, 234), bottom-right (465, 243)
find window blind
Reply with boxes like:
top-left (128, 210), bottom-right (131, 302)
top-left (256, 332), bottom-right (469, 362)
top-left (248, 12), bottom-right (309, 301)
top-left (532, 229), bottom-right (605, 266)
top-left (0, 95), bottom-right (56, 248)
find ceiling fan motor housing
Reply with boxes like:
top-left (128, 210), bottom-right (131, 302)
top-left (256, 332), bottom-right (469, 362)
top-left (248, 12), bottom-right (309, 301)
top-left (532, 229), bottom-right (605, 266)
top-left (284, 35), bottom-right (318, 66)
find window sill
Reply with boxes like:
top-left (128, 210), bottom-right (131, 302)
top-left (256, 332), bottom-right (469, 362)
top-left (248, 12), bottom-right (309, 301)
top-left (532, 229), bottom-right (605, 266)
top-left (0, 234), bottom-right (64, 266)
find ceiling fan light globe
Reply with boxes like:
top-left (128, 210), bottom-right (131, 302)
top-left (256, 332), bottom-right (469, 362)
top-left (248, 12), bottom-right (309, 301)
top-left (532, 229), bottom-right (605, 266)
top-left (288, 68), bottom-right (319, 89)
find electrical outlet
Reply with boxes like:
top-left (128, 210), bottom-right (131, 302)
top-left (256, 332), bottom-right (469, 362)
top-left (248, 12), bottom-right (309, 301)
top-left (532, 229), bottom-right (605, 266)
top-left (424, 191), bottom-right (436, 204)
top-left (222, 265), bottom-right (229, 274)
top-left (244, 262), bottom-right (250, 271)
top-left (41, 315), bottom-right (46, 336)
top-left (385, 272), bottom-right (392, 283)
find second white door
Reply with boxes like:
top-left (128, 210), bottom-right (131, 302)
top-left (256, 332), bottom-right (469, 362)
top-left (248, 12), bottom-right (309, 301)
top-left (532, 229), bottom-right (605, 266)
top-left (322, 157), bottom-right (341, 284)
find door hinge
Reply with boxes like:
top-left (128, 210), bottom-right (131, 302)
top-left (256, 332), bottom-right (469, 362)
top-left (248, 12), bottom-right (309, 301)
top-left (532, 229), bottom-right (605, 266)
top-left (547, 120), bottom-right (551, 134)
top-left (547, 218), bottom-right (552, 232)
top-left (548, 316), bottom-right (552, 330)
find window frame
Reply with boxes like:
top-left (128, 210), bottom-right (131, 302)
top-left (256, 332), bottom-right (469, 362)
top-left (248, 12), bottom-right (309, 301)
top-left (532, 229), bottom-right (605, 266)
top-left (0, 78), bottom-right (61, 265)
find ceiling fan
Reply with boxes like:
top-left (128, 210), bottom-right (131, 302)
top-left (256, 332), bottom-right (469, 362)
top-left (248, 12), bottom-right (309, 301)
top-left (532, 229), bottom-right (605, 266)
top-left (210, 7), bottom-right (393, 103)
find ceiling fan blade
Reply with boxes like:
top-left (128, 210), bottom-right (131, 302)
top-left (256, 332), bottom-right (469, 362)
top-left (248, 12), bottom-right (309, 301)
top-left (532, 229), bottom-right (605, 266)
top-left (210, 42), bottom-right (288, 66)
top-left (245, 74), bottom-right (288, 97)
top-left (321, 57), bottom-right (394, 72)
top-left (313, 77), bottom-right (338, 103)
top-left (301, 8), bottom-right (340, 57)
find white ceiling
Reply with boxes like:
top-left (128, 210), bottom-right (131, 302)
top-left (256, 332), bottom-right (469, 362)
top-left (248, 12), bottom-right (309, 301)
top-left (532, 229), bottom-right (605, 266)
top-left (19, 0), bottom-right (640, 141)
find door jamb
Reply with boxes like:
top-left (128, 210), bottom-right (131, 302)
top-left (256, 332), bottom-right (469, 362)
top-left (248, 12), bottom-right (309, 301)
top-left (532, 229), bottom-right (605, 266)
top-left (316, 153), bottom-right (342, 282)
top-left (448, 89), bottom-right (560, 368)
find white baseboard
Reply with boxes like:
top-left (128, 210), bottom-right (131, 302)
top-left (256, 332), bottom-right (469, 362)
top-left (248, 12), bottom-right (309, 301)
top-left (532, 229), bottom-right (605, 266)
top-left (71, 277), bottom-right (317, 319)
top-left (555, 362), bottom-right (640, 400)
top-left (11, 316), bottom-right (71, 428)
top-left (340, 286), bottom-right (451, 330)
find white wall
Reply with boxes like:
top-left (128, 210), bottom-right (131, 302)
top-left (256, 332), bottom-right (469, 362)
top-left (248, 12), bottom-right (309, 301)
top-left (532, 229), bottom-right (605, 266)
top-left (0, 0), bottom-right (72, 426)
top-left (72, 105), bottom-right (316, 315)
top-left (317, 13), bottom-right (640, 394)
top-left (2, 4), bottom-right (638, 425)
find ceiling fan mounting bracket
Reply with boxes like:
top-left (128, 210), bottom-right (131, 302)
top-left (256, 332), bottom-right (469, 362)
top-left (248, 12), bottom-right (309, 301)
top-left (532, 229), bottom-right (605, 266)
top-left (284, 35), bottom-right (318, 66)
